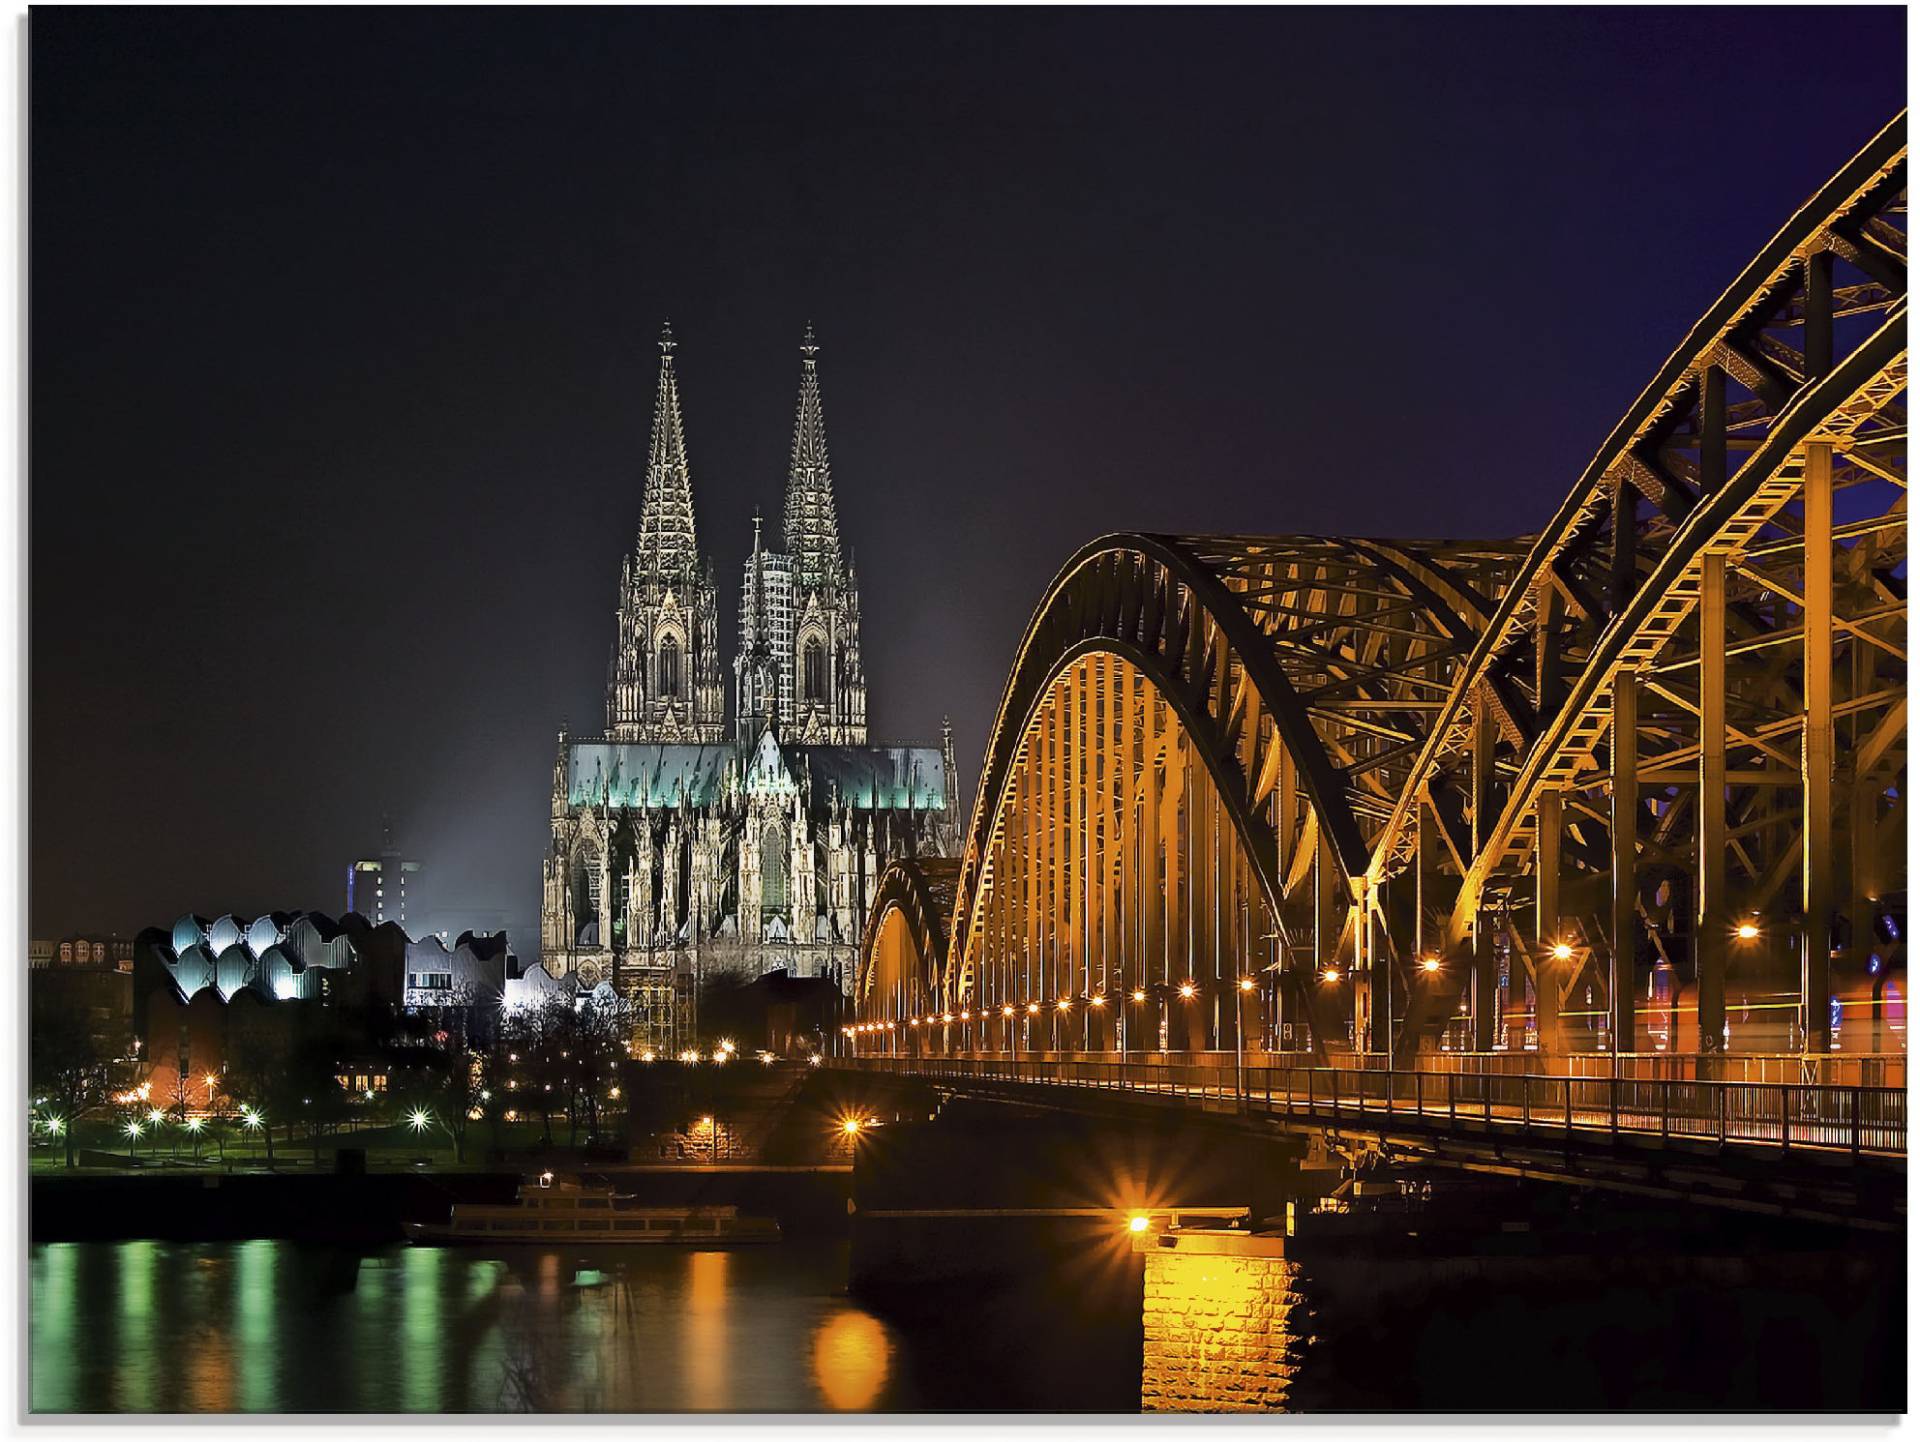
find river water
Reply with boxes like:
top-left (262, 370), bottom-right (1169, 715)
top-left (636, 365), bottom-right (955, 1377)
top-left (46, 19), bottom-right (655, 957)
top-left (30, 1239), bottom-right (1081, 1414)
top-left (30, 1232), bottom-right (1901, 1413)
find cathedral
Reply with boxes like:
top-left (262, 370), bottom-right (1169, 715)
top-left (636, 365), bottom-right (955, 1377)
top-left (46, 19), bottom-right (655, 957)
top-left (540, 324), bottom-right (958, 1050)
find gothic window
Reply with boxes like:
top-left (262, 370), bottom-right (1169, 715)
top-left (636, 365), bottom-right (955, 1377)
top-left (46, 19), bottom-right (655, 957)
top-left (761, 823), bottom-right (788, 915)
top-left (658, 637), bottom-right (682, 699)
top-left (803, 639), bottom-right (826, 703)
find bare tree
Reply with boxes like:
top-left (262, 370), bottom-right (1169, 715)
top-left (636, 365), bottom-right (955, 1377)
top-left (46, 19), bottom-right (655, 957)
top-left (30, 1009), bottom-right (112, 1169)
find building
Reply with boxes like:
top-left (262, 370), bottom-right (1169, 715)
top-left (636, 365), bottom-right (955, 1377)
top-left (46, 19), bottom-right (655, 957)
top-left (29, 964), bottom-right (135, 1066)
top-left (131, 911), bottom-right (528, 1088)
top-left (346, 816), bottom-right (423, 929)
top-left (32, 935), bottom-right (135, 971)
top-left (540, 324), bottom-right (958, 1052)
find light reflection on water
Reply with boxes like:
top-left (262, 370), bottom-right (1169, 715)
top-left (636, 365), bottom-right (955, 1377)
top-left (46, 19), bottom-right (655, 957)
top-left (29, 1240), bottom-right (918, 1414)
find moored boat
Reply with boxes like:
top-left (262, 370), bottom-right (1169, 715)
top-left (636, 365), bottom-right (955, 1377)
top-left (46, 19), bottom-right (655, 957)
top-left (404, 1180), bottom-right (781, 1245)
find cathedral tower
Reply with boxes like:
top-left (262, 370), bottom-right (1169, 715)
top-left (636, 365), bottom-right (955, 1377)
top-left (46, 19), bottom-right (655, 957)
top-left (607, 322), bottom-right (725, 742)
top-left (767, 324), bottom-right (867, 743)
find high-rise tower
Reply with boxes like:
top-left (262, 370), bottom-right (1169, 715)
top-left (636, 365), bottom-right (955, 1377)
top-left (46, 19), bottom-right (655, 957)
top-left (606, 323), bottom-right (725, 742)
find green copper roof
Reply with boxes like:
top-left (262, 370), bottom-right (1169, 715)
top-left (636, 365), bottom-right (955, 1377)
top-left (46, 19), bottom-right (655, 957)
top-left (566, 742), bottom-right (945, 812)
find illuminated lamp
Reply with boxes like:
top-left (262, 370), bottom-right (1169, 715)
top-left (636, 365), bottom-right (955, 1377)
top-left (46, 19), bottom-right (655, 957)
top-left (1057, 998), bottom-right (1071, 1011)
top-left (1178, 982), bottom-right (1196, 1000)
top-left (1089, 995), bottom-right (1106, 1008)
top-left (1736, 921), bottom-right (1761, 940)
top-left (1132, 989), bottom-right (1146, 1003)
top-left (1026, 1003), bottom-right (1040, 1016)
top-left (1001, 1005), bottom-right (1014, 1017)
top-left (1321, 969), bottom-right (1342, 984)
top-left (1129, 1214), bottom-right (1150, 1234)
top-left (1551, 942), bottom-right (1574, 961)
top-left (1238, 978), bottom-right (1255, 992)
top-left (1420, 957), bottom-right (1442, 973)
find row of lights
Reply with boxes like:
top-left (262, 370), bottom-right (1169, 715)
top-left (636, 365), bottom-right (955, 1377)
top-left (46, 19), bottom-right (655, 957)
top-left (850, 977), bottom-right (1283, 1034)
top-left (851, 924), bottom-right (1781, 1033)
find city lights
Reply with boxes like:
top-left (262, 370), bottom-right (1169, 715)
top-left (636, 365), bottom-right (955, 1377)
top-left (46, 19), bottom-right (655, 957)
top-left (44, 1117), bottom-right (63, 1137)
top-left (1129, 1214), bottom-right (1150, 1234)
top-left (409, 1108), bottom-right (432, 1134)
top-left (641, 1051), bottom-right (656, 1063)
top-left (1026, 1002), bottom-right (1040, 1016)
top-left (124, 1120), bottom-right (142, 1140)
top-left (1089, 994), bottom-right (1105, 1008)
top-left (1132, 989), bottom-right (1146, 1003)
top-left (1179, 982), bottom-right (1196, 1000)
top-left (185, 1116), bottom-right (204, 1134)
top-left (1238, 978), bottom-right (1254, 992)
top-left (1322, 968), bottom-right (1342, 984)
top-left (1057, 997), bottom-right (1071, 1011)
top-left (807, 1055), bottom-right (822, 1067)
top-left (148, 1108), bottom-right (165, 1127)
top-left (1001, 1005), bottom-right (1014, 1017)
top-left (1421, 956), bottom-right (1442, 973)
top-left (1551, 942), bottom-right (1574, 961)
top-left (1736, 921), bottom-right (1761, 940)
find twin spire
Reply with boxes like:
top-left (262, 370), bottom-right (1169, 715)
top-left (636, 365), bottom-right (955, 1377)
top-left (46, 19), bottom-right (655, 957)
top-left (784, 322), bottom-right (843, 588)
top-left (635, 320), bottom-right (700, 583)
top-left (633, 321), bottom-right (845, 592)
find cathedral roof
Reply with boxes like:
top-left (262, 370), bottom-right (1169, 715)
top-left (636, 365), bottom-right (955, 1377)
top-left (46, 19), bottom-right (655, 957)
top-left (565, 740), bottom-right (946, 812)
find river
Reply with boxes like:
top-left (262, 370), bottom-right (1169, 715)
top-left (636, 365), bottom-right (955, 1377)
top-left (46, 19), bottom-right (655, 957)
top-left (28, 1238), bottom-right (1142, 1414)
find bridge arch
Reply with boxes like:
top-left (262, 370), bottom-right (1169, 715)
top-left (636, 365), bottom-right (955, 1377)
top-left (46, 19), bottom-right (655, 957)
top-left (851, 113), bottom-right (1906, 1074)
top-left (1375, 113), bottom-right (1907, 1060)
top-left (937, 533), bottom-right (1523, 1055)
top-left (855, 856), bottom-right (958, 1035)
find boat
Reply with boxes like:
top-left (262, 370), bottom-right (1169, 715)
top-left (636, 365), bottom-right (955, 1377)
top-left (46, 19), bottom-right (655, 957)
top-left (404, 1179), bottom-right (782, 1245)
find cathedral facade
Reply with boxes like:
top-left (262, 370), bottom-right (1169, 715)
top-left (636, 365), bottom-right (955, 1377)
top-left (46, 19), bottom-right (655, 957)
top-left (540, 325), bottom-right (957, 1051)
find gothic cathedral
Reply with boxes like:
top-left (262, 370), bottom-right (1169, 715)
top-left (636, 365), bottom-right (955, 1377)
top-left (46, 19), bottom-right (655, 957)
top-left (540, 324), bottom-right (958, 1051)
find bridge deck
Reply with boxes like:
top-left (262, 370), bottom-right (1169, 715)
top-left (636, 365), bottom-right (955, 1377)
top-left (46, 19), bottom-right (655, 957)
top-left (835, 1054), bottom-right (1907, 1160)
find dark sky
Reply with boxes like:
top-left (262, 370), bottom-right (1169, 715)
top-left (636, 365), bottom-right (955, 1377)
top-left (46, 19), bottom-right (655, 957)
top-left (30, 7), bottom-right (1905, 940)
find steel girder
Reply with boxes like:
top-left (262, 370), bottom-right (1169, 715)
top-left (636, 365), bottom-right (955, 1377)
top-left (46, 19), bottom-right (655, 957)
top-left (942, 533), bottom-right (1525, 1012)
top-left (855, 856), bottom-right (958, 1016)
top-left (854, 114), bottom-right (1906, 1066)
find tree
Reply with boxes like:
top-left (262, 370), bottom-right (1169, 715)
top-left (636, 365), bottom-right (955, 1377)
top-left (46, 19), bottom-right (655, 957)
top-left (30, 1009), bottom-right (113, 1169)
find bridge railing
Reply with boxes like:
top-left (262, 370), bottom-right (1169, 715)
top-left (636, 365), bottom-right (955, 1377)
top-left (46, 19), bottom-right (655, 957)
top-left (832, 1055), bottom-right (1907, 1159)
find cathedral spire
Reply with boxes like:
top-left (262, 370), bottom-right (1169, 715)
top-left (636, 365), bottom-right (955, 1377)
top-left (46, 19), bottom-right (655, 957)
top-left (782, 322), bottom-right (843, 589)
top-left (637, 319), bottom-right (700, 581)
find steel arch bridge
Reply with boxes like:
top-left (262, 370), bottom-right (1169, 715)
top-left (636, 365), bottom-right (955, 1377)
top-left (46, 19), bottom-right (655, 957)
top-left (853, 114), bottom-right (1908, 1084)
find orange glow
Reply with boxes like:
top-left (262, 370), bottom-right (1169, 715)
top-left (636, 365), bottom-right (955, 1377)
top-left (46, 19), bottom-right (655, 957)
top-left (1132, 989), bottom-right (1146, 1002)
top-left (1736, 922), bottom-right (1761, 940)
top-left (1551, 942), bottom-right (1574, 961)
top-left (1057, 998), bottom-right (1071, 1011)
top-left (1129, 1214), bottom-right (1150, 1233)
top-left (1322, 968), bottom-right (1342, 984)
top-left (810, 1310), bottom-right (892, 1411)
top-left (1238, 978), bottom-right (1255, 992)
top-left (1420, 956), bottom-right (1442, 973)
top-left (1179, 982), bottom-right (1196, 1000)
top-left (1089, 994), bottom-right (1106, 1008)
top-left (1001, 1005), bottom-right (1014, 1017)
top-left (1026, 1002), bottom-right (1040, 1015)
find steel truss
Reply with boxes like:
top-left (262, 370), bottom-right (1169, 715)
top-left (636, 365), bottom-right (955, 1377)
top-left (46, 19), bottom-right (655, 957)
top-left (853, 115), bottom-right (1907, 1072)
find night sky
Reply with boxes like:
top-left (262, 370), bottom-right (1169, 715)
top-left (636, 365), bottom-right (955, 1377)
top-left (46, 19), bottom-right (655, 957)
top-left (30, 8), bottom-right (1905, 941)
